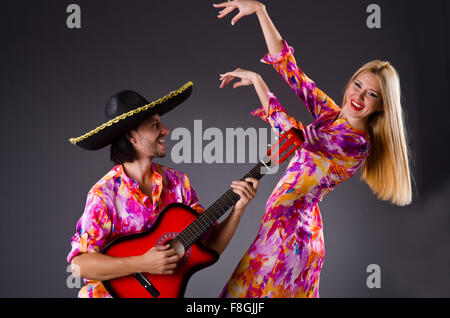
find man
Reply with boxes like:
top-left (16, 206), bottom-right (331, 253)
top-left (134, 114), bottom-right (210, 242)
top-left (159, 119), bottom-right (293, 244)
top-left (67, 82), bottom-right (258, 298)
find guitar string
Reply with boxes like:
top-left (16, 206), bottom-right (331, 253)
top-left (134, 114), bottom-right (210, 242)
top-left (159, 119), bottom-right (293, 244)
top-left (177, 166), bottom-right (263, 247)
top-left (176, 152), bottom-right (279, 247)
top-left (177, 157), bottom-right (271, 248)
top-left (177, 130), bottom-right (301, 247)
top-left (176, 158), bottom-right (267, 245)
top-left (176, 161), bottom-right (266, 247)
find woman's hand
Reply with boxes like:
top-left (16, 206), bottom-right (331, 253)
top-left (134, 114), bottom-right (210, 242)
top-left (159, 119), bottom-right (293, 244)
top-left (213, 0), bottom-right (265, 25)
top-left (219, 68), bottom-right (259, 89)
top-left (219, 68), bottom-right (271, 114)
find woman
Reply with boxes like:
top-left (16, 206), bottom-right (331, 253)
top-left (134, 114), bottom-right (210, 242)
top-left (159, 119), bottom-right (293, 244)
top-left (213, 0), bottom-right (412, 297)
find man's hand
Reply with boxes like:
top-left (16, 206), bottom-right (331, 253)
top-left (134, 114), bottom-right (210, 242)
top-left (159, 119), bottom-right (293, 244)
top-left (231, 177), bottom-right (259, 213)
top-left (137, 244), bottom-right (181, 275)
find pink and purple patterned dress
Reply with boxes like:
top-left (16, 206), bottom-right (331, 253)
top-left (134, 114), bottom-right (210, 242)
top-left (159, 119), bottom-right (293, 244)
top-left (67, 163), bottom-right (205, 298)
top-left (220, 40), bottom-right (371, 298)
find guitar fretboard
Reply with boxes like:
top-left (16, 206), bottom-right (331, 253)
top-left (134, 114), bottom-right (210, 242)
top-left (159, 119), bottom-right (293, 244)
top-left (175, 157), bottom-right (271, 248)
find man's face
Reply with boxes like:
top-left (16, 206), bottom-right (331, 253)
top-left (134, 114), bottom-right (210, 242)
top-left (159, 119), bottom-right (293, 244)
top-left (128, 114), bottom-right (170, 160)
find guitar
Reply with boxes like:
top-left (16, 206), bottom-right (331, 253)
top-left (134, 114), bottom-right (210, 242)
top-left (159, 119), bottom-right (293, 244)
top-left (101, 127), bottom-right (304, 298)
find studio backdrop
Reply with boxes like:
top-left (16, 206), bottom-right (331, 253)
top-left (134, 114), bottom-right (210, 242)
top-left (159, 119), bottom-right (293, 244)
top-left (0, 0), bottom-right (449, 297)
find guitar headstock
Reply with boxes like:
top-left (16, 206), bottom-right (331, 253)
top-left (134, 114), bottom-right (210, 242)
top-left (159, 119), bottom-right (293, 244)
top-left (265, 127), bottom-right (304, 166)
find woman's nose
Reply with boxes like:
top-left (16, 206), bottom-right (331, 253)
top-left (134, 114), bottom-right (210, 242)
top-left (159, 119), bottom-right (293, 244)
top-left (358, 91), bottom-right (366, 101)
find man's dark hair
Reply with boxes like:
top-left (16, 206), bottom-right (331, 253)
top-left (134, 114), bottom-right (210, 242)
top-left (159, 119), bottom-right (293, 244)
top-left (110, 132), bottom-right (137, 165)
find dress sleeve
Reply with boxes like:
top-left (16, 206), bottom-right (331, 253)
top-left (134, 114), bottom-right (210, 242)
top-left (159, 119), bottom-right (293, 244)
top-left (261, 40), bottom-right (341, 120)
top-left (251, 91), bottom-right (305, 138)
top-left (67, 192), bottom-right (113, 263)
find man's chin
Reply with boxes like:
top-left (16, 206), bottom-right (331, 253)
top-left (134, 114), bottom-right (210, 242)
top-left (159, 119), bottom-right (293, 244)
top-left (155, 151), bottom-right (166, 158)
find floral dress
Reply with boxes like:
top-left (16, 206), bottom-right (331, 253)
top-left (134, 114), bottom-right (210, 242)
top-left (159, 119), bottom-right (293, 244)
top-left (220, 40), bottom-right (371, 298)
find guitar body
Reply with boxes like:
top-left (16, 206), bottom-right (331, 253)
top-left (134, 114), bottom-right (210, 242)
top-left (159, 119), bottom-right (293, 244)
top-left (102, 203), bottom-right (219, 298)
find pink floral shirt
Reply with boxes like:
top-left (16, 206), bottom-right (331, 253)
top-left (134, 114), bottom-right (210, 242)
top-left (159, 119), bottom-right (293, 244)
top-left (67, 163), bottom-right (205, 298)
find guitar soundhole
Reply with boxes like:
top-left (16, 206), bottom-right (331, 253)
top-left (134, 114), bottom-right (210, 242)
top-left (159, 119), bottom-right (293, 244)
top-left (156, 232), bottom-right (191, 265)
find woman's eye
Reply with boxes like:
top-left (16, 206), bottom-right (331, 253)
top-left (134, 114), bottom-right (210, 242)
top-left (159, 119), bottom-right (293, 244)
top-left (369, 92), bottom-right (378, 98)
top-left (354, 82), bottom-right (361, 88)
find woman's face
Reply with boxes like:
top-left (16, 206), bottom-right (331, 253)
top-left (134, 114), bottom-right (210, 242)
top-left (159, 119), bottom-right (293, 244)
top-left (343, 71), bottom-right (383, 121)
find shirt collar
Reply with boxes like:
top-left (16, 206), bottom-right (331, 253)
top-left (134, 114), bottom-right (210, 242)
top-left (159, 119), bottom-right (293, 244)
top-left (115, 164), bottom-right (138, 189)
top-left (115, 163), bottom-right (163, 205)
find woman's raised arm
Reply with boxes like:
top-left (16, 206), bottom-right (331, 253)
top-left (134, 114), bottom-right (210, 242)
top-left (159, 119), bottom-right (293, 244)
top-left (213, 0), bottom-right (284, 55)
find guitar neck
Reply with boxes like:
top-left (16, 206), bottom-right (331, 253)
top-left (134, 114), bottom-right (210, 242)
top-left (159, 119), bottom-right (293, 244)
top-left (175, 157), bottom-right (271, 249)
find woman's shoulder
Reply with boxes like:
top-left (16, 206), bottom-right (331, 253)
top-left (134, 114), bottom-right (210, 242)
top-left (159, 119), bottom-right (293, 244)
top-left (306, 114), bottom-right (371, 161)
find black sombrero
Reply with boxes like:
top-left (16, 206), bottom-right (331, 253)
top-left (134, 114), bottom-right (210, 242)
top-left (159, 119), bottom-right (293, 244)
top-left (69, 81), bottom-right (193, 150)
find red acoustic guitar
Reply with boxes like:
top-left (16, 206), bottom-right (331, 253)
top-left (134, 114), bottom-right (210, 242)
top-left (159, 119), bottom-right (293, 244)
top-left (102, 127), bottom-right (304, 298)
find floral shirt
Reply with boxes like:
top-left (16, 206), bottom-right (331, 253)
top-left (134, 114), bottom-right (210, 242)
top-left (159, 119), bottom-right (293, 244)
top-left (220, 40), bottom-right (371, 298)
top-left (67, 163), bottom-right (205, 298)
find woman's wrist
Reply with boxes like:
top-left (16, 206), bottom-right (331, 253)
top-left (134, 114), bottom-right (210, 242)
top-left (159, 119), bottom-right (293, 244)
top-left (255, 2), bottom-right (267, 16)
top-left (250, 72), bottom-right (262, 85)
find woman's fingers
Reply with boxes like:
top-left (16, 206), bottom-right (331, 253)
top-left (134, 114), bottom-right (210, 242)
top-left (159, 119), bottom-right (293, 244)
top-left (219, 71), bottom-right (242, 87)
top-left (213, 2), bottom-right (236, 9)
top-left (220, 70), bottom-right (238, 79)
top-left (219, 75), bottom-right (236, 88)
top-left (215, 1), bottom-right (261, 25)
top-left (231, 12), bottom-right (245, 25)
top-left (219, 68), bottom-right (254, 88)
top-left (232, 80), bottom-right (248, 88)
top-left (217, 6), bottom-right (236, 19)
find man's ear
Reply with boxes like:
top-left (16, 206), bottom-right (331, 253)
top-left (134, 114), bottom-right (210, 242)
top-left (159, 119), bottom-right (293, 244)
top-left (126, 130), bottom-right (137, 145)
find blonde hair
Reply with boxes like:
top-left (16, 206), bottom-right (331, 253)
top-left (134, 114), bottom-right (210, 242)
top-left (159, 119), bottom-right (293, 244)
top-left (343, 60), bottom-right (412, 206)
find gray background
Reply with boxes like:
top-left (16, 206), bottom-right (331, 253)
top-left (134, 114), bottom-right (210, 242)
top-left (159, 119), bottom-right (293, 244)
top-left (1, 0), bottom-right (449, 297)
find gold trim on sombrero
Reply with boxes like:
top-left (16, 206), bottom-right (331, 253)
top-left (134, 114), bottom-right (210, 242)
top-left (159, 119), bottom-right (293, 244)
top-left (69, 81), bottom-right (193, 145)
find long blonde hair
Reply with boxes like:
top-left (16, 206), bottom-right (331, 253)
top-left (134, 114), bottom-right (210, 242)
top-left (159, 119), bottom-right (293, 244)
top-left (343, 61), bottom-right (412, 206)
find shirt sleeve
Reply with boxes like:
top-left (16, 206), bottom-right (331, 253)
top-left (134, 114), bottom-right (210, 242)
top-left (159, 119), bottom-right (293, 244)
top-left (67, 192), bottom-right (113, 263)
top-left (261, 40), bottom-right (341, 120)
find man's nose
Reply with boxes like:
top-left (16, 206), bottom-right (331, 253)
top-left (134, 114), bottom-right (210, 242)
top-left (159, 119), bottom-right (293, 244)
top-left (161, 123), bottom-right (170, 135)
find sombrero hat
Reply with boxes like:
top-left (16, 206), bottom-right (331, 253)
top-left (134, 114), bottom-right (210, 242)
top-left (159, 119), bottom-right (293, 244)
top-left (69, 81), bottom-right (193, 150)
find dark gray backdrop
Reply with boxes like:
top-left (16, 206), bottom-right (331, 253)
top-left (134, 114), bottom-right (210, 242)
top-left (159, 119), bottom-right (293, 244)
top-left (1, 0), bottom-right (449, 297)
